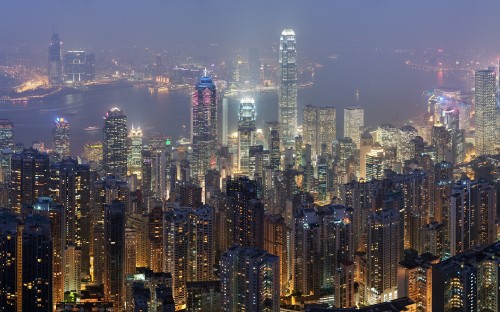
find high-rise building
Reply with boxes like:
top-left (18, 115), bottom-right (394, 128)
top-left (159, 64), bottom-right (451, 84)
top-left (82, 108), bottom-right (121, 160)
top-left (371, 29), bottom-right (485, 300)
top-left (127, 126), bottom-right (143, 179)
top-left (344, 106), bottom-right (364, 147)
top-left (265, 122), bottom-right (281, 170)
top-left (0, 209), bottom-right (53, 312)
top-left (63, 51), bottom-right (95, 83)
top-left (225, 177), bottom-right (264, 248)
top-left (303, 105), bottom-right (336, 156)
top-left (104, 200), bottom-right (126, 311)
top-left (364, 208), bottom-right (402, 305)
top-left (164, 205), bottom-right (215, 309)
top-left (53, 117), bottom-right (70, 160)
top-left (430, 241), bottom-right (500, 312)
top-left (474, 69), bottom-right (496, 155)
top-left (10, 148), bottom-right (50, 213)
top-left (238, 97), bottom-right (256, 175)
top-left (48, 33), bottom-right (63, 85)
top-left (186, 281), bottom-right (221, 312)
top-left (103, 108), bottom-right (128, 178)
top-left (398, 125), bottom-right (418, 164)
top-left (220, 246), bottom-right (280, 312)
top-left (279, 29), bottom-right (298, 147)
top-left (191, 69), bottom-right (217, 181)
top-left (83, 141), bottom-right (103, 171)
top-left (0, 119), bottom-right (14, 150)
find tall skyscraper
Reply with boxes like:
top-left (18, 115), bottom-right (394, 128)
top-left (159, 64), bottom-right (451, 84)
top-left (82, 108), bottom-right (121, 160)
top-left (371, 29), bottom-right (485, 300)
top-left (127, 126), bottom-right (143, 179)
top-left (191, 69), bottom-right (217, 181)
top-left (53, 117), bottom-right (70, 160)
top-left (238, 97), bottom-right (256, 175)
top-left (220, 246), bottom-right (280, 312)
top-left (164, 205), bottom-right (215, 309)
top-left (0, 119), bottom-right (14, 150)
top-left (303, 105), bottom-right (336, 156)
top-left (63, 51), bottom-right (95, 83)
top-left (48, 33), bottom-right (62, 85)
top-left (364, 208), bottom-right (402, 305)
top-left (104, 200), bottom-right (126, 311)
top-left (344, 106), bottom-right (364, 147)
top-left (474, 69), bottom-right (496, 155)
top-left (103, 107), bottom-right (128, 178)
top-left (279, 29), bottom-right (298, 147)
top-left (10, 148), bottom-right (50, 213)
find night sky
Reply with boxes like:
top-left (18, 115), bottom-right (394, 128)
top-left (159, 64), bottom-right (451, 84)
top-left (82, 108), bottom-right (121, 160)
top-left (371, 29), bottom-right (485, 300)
top-left (2, 0), bottom-right (500, 53)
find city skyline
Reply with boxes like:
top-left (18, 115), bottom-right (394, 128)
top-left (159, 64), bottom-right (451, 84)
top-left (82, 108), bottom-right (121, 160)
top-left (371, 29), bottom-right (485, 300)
top-left (0, 2), bottom-right (499, 312)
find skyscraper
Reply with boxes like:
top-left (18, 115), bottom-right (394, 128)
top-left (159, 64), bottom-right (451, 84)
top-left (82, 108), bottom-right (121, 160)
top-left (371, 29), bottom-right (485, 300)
top-left (53, 117), bottom-right (70, 160)
top-left (104, 200), bottom-right (126, 311)
top-left (103, 107), bottom-right (128, 178)
top-left (127, 126), bottom-right (143, 179)
top-left (191, 69), bottom-right (217, 181)
top-left (10, 148), bottom-right (50, 213)
top-left (303, 105), bottom-right (336, 156)
top-left (0, 119), bottom-right (14, 150)
top-left (279, 29), bottom-right (298, 147)
top-left (220, 246), bottom-right (280, 312)
top-left (48, 33), bottom-right (62, 85)
top-left (474, 69), bottom-right (496, 155)
top-left (238, 97), bottom-right (256, 175)
top-left (344, 106), bottom-right (364, 147)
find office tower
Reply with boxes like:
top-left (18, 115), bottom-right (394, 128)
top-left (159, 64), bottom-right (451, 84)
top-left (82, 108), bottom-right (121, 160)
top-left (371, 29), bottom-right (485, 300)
top-left (92, 176), bottom-right (129, 285)
top-left (263, 214), bottom-right (287, 295)
top-left (365, 143), bottom-right (385, 181)
top-left (0, 118), bottom-right (14, 150)
top-left (10, 148), bottom-right (50, 213)
top-left (431, 121), bottom-right (451, 163)
top-left (53, 117), bottom-right (70, 160)
top-left (279, 29), bottom-right (298, 147)
top-left (186, 281), bottom-right (221, 312)
top-left (103, 107), bottom-right (128, 178)
top-left (376, 124), bottom-right (398, 148)
top-left (124, 228), bottom-right (137, 277)
top-left (164, 205), bottom-right (215, 309)
top-left (449, 180), bottom-right (497, 256)
top-left (222, 97), bottom-right (229, 146)
top-left (191, 69), bottom-right (217, 181)
top-left (430, 241), bottom-right (500, 312)
top-left (63, 51), bottom-right (95, 83)
top-left (265, 122), bottom-right (281, 170)
top-left (220, 246), bottom-right (280, 312)
top-left (83, 141), bottom-right (103, 170)
top-left (0, 210), bottom-right (53, 312)
top-left (359, 131), bottom-right (373, 180)
top-left (104, 200), bottom-right (126, 311)
top-left (364, 208), bottom-right (401, 305)
top-left (238, 97), bottom-right (256, 175)
top-left (127, 126), bottom-right (143, 179)
top-left (149, 205), bottom-right (163, 273)
top-left (225, 177), bottom-right (264, 248)
top-left (48, 33), bottom-right (63, 85)
top-left (248, 48), bottom-right (261, 86)
top-left (179, 183), bottom-right (203, 207)
top-left (248, 145), bottom-right (264, 180)
top-left (457, 102), bottom-right (471, 131)
top-left (343, 106), bottom-right (364, 147)
top-left (397, 125), bottom-right (418, 163)
top-left (303, 105), bottom-right (336, 156)
top-left (442, 107), bottom-right (465, 163)
top-left (50, 158), bottom-right (91, 288)
top-left (474, 69), bottom-right (496, 155)
top-left (397, 252), bottom-right (440, 312)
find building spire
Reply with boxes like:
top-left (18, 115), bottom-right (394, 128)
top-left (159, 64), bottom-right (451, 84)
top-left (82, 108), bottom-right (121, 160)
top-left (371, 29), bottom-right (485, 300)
top-left (204, 66), bottom-right (208, 77)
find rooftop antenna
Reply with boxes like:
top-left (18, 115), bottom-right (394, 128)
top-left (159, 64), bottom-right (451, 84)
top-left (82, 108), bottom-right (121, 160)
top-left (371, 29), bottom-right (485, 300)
top-left (204, 56), bottom-right (208, 77)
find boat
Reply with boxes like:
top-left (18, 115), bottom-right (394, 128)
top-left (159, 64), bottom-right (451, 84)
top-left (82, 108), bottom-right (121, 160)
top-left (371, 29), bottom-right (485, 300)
top-left (84, 126), bottom-right (100, 131)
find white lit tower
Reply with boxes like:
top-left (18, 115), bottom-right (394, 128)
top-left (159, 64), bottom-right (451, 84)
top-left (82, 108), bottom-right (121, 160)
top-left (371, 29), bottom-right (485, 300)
top-left (238, 97), bottom-right (256, 175)
top-left (127, 126), bottom-right (143, 179)
top-left (474, 69), bottom-right (496, 155)
top-left (53, 117), bottom-right (70, 159)
top-left (344, 106), bottom-right (364, 148)
top-left (103, 108), bottom-right (128, 178)
top-left (279, 29), bottom-right (298, 148)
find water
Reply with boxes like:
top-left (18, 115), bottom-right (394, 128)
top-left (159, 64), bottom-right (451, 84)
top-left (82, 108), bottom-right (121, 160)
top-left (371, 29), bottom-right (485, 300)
top-left (1, 50), bottom-right (466, 155)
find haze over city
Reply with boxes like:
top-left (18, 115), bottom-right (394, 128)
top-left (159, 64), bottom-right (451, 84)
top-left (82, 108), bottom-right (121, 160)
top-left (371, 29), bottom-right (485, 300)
top-left (0, 1), bottom-right (499, 312)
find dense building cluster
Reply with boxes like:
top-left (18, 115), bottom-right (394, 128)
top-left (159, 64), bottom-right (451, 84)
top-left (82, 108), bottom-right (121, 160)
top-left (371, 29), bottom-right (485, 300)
top-left (0, 30), bottom-right (499, 312)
